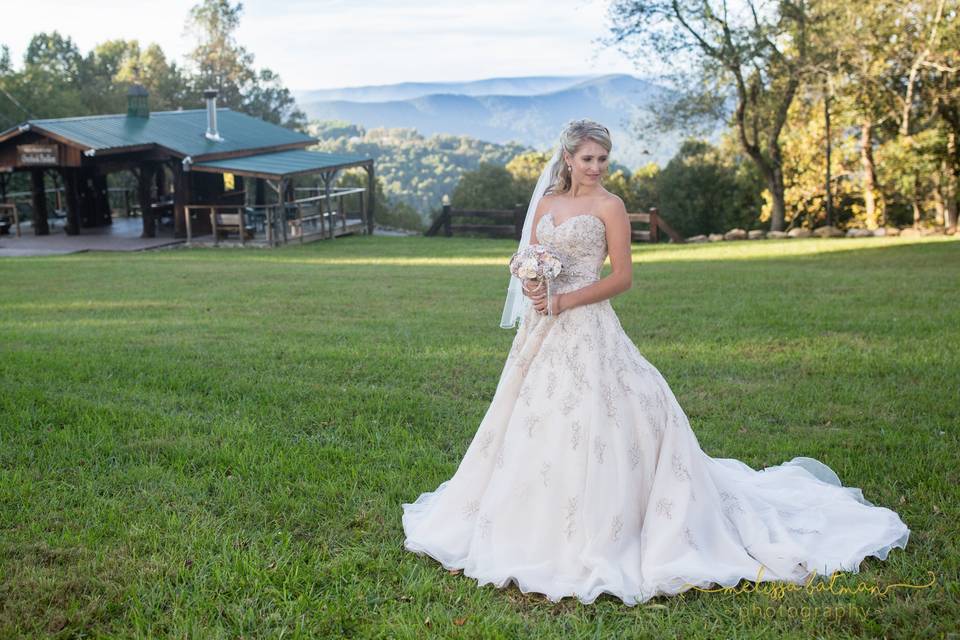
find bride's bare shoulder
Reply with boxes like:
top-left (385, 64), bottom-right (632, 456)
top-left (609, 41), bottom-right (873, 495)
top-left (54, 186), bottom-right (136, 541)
top-left (534, 193), bottom-right (558, 218)
top-left (597, 192), bottom-right (628, 222)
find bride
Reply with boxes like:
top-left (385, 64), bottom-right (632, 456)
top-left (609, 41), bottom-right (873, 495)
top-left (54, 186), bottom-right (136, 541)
top-left (401, 119), bottom-right (910, 605)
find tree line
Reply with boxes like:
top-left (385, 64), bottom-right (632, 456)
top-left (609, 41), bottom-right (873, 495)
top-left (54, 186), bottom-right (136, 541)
top-left (603, 0), bottom-right (959, 233)
top-left (0, 1), bottom-right (303, 130)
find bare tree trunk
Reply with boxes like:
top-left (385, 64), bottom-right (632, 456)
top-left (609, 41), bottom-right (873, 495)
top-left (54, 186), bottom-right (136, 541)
top-left (860, 120), bottom-right (880, 229)
top-left (947, 131), bottom-right (959, 230)
top-left (912, 175), bottom-right (923, 228)
top-left (768, 167), bottom-right (787, 231)
top-left (933, 165), bottom-right (947, 226)
top-left (824, 89), bottom-right (833, 227)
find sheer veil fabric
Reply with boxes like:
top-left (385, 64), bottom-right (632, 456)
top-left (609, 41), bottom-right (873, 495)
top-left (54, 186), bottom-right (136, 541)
top-left (402, 145), bottom-right (910, 606)
top-left (499, 148), bottom-right (560, 329)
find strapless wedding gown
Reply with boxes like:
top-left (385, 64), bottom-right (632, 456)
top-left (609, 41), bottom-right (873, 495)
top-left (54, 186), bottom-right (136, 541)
top-left (401, 211), bottom-right (910, 605)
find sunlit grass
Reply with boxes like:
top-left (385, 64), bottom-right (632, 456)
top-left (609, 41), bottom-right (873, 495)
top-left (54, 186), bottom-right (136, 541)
top-left (0, 234), bottom-right (957, 639)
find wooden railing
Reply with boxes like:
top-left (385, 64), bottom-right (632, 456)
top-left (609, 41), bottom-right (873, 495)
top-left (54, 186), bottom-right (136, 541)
top-left (426, 204), bottom-right (685, 243)
top-left (425, 204), bottom-right (526, 238)
top-left (628, 208), bottom-right (685, 243)
top-left (184, 186), bottom-right (369, 247)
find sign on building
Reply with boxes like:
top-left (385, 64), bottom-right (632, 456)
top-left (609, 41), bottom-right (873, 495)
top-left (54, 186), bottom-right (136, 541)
top-left (17, 144), bottom-right (58, 166)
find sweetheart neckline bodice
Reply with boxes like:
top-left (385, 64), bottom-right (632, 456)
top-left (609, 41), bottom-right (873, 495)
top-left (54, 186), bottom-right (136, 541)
top-left (544, 212), bottom-right (605, 229)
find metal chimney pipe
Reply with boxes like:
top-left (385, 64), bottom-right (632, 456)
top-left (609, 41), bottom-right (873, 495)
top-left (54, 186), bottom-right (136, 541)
top-left (203, 89), bottom-right (223, 142)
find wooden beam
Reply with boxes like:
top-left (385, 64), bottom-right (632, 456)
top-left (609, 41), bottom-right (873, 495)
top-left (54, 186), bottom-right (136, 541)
top-left (137, 164), bottom-right (156, 238)
top-left (59, 168), bottom-right (81, 235)
top-left (365, 161), bottom-right (375, 235)
top-left (191, 141), bottom-right (314, 163)
top-left (30, 169), bottom-right (50, 235)
top-left (172, 160), bottom-right (190, 239)
top-left (188, 157), bottom-right (371, 181)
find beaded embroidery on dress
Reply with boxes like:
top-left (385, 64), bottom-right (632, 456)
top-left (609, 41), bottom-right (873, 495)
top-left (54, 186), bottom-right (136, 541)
top-left (401, 211), bottom-right (910, 605)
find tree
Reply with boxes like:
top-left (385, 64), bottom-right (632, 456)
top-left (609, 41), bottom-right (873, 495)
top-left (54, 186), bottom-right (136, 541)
top-left (657, 138), bottom-right (761, 237)
top-left (184, 0), bottom-right (305, 128)
top-left (606, 0), bottom-right (820, 231)
top-left (505, 150), bottom-right (552, 200)
top-left (451, 163), bottom-right (522, 211)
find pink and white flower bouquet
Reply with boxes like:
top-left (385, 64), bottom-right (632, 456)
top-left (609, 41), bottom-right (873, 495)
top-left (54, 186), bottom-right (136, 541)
top-left (508, 244), bottom-right (564, 316)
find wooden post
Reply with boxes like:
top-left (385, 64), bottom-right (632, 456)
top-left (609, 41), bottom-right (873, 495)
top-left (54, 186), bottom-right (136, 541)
top-left (155, 165), bottom-right (165, 201)
top-left (266, 204), bottom-right (274, 247)
top-left (239, 205), bottom-right (246, 246)
top-left (280, 179), bottom-right (288, 245)
top-left (442, 203), bottom-right (452, 237)
top-left (514, 203), bottom-right (524, 240)
top-left (365, 161), bottom-right (375, 235)
top-left (60, 169), bottom-right (81, 236)
top-left (30, 169), bottom-right (50, 235)
top-left (137, 164), bottom-right (155, 238)
top-left (317, 171), bottom-right (333, 239)
top-left (92, 173), bottom-right (111, 226)
top-left (298, 202), bottom-right (304, 244)
top-left (172, 160), bottom-right (190, 239)
top-left (358, 191), bottom-right (366, 235)
top-left (649, 207), bottom-right (660, 243)
top-left (211, 207), bottom-right (219, 246)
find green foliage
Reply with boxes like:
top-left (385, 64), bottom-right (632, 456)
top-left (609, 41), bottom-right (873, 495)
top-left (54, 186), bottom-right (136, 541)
top-left (184, 0), bottom-right (304, 129)
top-left (450, 162), bottom-right (523, 210)
top-left (658, 139), bottom-right (762, 237)
top-left (308, 122), bottom-right (529, 224)
top-left (334, 168), bottom-right (424, 231)
top-left (0, 1), bottom-right (302, 129)
top-left (505, 150), bottom-right (552, 198)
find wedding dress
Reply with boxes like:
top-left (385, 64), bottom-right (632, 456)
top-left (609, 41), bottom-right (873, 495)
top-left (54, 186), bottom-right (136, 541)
top-left (401, 211), bottom-right (910, 605)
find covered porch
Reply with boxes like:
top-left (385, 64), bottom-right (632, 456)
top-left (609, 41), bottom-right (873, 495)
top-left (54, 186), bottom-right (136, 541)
top-left (184, 149), bottom-right (375, 247)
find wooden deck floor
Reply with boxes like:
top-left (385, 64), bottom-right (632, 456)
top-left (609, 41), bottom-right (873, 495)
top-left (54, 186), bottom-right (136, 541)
top-left (0, 215), bottom-right (369, 256)
top-left (0, 217), bottom-right (183, 257)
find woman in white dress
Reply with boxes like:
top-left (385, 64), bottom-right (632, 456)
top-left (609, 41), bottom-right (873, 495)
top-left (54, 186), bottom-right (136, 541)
top-left (401, 119), bottom-right (910, 605)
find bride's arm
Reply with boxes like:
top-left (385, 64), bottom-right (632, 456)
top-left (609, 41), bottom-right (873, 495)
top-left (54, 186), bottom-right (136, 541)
top-left (528, 195), bottom-right (551, 246)
top-left (556, 198), bottom-right (632, 312)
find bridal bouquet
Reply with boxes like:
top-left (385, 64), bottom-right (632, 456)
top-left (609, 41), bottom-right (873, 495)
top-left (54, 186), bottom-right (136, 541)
top-left (508, 244), bottom-right (563, 316)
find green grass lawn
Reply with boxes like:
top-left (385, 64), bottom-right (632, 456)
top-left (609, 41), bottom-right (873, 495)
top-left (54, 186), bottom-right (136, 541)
top-left (1, 234), bottom-right (957, 639)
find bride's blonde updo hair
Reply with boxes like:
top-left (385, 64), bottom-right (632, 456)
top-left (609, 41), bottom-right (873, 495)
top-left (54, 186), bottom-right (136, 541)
top-left (546, 119), bottom-right (612, 196)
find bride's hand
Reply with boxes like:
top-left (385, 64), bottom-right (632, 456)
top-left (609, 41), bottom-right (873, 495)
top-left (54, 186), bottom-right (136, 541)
top-left (533, 292), bottom-right (566, 315)
top-left (521, 279), bottom-right (545, 300)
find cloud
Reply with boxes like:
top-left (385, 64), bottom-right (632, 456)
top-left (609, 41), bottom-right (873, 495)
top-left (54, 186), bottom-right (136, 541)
top-left (3, 0), bottom-right (641, 90)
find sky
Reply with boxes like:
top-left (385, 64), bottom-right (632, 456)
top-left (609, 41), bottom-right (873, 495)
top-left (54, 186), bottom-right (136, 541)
top-left (1, 0), bottom-right (648, 91)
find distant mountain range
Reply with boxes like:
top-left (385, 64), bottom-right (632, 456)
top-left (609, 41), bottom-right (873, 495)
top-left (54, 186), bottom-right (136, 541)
top-left (295, 74), bottom-right (710, 169)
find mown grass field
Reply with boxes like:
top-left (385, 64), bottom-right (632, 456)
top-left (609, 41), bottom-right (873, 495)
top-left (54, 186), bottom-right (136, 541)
top-left (1, 233), bottom-right (957, 639)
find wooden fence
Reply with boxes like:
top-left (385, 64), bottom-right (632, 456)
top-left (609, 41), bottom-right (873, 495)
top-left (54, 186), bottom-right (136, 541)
top-left (425, 204), bottom-right (685, 243)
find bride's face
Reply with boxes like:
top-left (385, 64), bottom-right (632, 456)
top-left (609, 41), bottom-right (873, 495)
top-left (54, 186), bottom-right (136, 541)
top-left (566, 140), bottom-right (609, 186)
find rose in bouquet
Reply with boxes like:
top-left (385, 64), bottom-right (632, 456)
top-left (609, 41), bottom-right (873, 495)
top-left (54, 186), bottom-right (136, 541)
top-left (508, 244), bottom-right (564, 316)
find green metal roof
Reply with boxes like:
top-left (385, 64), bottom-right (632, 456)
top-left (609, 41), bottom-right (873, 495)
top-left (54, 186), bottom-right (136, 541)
top-left (6, 109), bottom-right (314, 158)
top-left (191, 149), bottom-right (372, 179)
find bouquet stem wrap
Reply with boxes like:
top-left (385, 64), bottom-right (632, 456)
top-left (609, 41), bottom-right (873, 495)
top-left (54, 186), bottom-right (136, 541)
top-left (546, 277), bottom-right (553, 317)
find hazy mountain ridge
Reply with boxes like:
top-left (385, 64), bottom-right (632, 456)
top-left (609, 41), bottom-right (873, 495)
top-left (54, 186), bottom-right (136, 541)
top-left (293, 75), bottom-right (598, 103)
top-left (298, 74), bottom-right (695, 169)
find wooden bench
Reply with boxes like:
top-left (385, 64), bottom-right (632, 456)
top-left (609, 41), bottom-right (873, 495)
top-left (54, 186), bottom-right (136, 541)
top-left (211, 210), bottom-right (255, 242)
